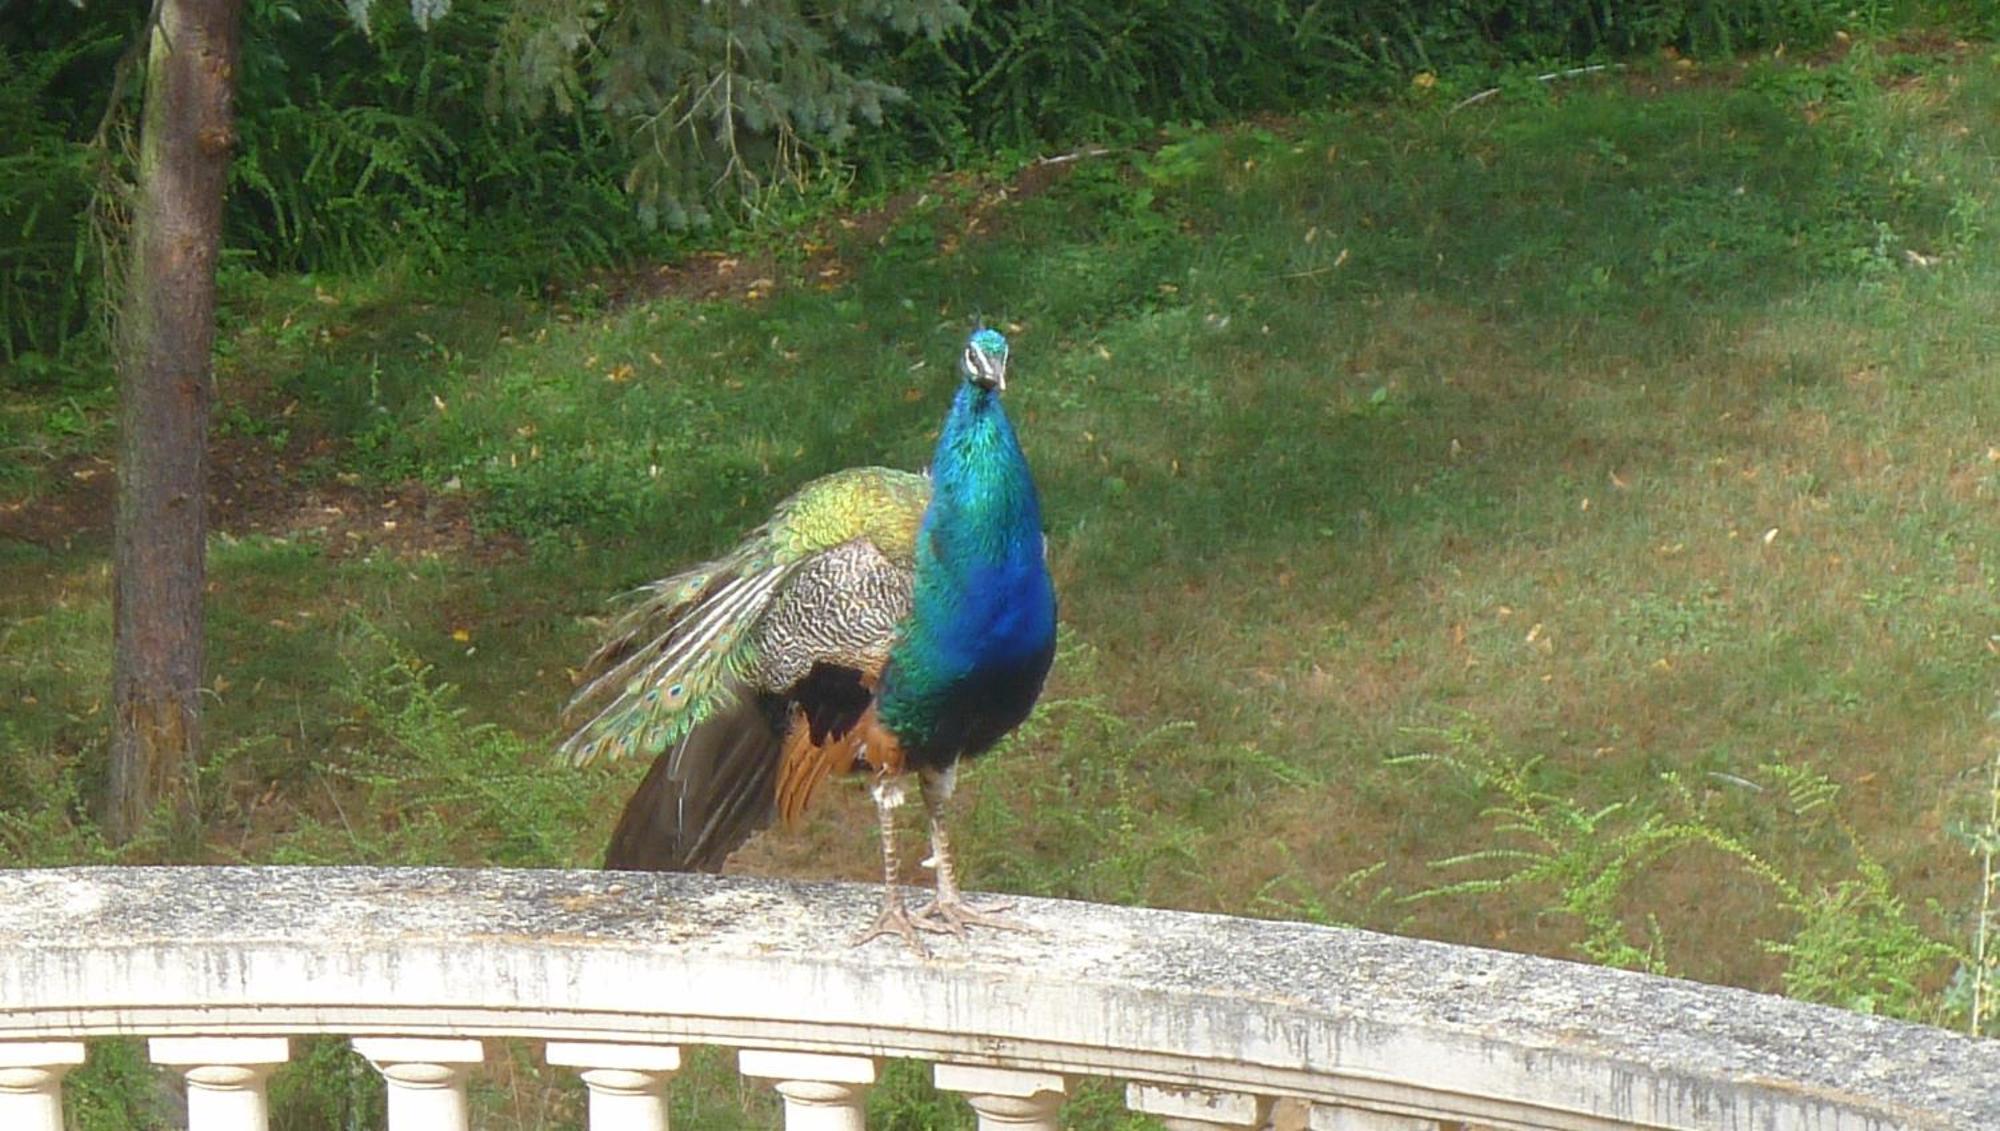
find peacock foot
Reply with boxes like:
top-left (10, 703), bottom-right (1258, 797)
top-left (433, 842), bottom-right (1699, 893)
top-left (852, 899), bottom-right (932, 957)
top-left (909, 895), bottom-right (1029, 939)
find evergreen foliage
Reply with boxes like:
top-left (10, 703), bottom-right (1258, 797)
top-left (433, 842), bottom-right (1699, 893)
top-left (496, 0), bottom-right (968, 228)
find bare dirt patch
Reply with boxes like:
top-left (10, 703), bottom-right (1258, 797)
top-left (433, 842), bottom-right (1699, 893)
top-left (1, 424), bottom-right (517, 563)
top-left (588, 152), bottom-right (1103, 310)
top-left (0, 453), bottom-right (116, 553)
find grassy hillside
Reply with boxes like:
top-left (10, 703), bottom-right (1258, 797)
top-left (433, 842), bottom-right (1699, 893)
top-left (5, 36), bottom-right (2000, 1129)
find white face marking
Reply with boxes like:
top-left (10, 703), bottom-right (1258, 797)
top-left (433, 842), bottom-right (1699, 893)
top-left (962, 343), bottom-right (1008, 390)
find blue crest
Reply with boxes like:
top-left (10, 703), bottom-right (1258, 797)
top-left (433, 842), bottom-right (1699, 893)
top-left (969, 328), bottom-right (1008, 359)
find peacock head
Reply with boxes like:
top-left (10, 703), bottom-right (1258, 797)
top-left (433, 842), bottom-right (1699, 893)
top-left (961, 328), bottom-right (1009, 392)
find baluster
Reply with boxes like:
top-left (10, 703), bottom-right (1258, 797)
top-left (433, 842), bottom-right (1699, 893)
top-left (149, 1037), bottom-right (291, 1131)
top-left (546, 1041), bottom-right (682, 1131)
top-left (352, 1037), bottom-right (483, 1131)
top-left (0, 1041), bottom-right (87, 1131)
top-left (934, 1064), bottom-right (1067, 1131)
top-left (739, 1049), bottom-right (876, 1131)
top-left (1307, 1104), bottom-right (1445, 1131)
top-left (1126, 1082), bottom-right (1271, 1131)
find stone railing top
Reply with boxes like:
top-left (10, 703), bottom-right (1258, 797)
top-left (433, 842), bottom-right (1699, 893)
top-left (0, 866), bottom-right (1993, 1131)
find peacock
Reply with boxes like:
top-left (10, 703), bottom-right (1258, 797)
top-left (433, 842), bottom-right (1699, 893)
top-left (561, 327), bottom-right (1057, 950)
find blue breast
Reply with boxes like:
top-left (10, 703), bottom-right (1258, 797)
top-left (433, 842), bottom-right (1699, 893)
top-left (930, 544), bottom-right (1056, 672)
top-left (878, 382), bottom-right (1057, 764)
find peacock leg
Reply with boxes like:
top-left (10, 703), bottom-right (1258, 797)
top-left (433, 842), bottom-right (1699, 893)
top-left (851, 777), bottom-right (929, 955)
top-left (911, 765), bottom-right (1028, 937)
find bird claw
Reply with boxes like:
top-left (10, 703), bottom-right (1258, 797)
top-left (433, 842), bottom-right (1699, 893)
top-left (851, 895), bottom-right (1031, 955)
top-left (852, 901), bottom-right (932, 957)
top-left (909, 895), bottom-right (1029, 939)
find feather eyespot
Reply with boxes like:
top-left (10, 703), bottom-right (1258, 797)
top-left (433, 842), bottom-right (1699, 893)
top-left (667, 682), bottom-right (687, 702)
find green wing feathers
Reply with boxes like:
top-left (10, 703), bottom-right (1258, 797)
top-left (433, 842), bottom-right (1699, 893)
top-left (771, 465), bottom-right (930, 562)
top-left (561, 467), bottom-right (930, 767)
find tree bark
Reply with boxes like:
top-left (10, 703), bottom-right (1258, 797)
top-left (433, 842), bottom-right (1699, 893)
top-left (106, 0), bottom-right (241, 844)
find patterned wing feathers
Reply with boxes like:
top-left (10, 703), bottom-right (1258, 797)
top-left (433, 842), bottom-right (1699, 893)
top-left (564, 467), bottom-right (928, 771)
top-left (750, 539), bottom-right (913, 690)
top-left (561, 561), bottom-right (788, 767)
top-left (757, 538), bottom-right (915, 823)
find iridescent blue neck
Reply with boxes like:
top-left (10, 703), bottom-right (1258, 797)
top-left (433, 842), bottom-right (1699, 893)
top-left (926, 382), bottom-right (1042, 554)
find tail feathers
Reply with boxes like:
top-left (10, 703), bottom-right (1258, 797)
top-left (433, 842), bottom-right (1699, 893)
top-left (603, 691), bottom-right (783, 872)
top-left (563, 560), bottom-right (792, 768)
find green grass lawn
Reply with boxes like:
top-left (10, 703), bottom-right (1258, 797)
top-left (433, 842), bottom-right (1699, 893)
top-left (6, 37), bottom-right (2000, 1130)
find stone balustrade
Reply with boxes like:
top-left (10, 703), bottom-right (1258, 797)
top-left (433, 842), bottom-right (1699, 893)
top-left (0, 866), bottom-right (1993, 1130)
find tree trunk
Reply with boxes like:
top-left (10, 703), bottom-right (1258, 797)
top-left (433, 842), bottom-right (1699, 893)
top-left (106, 0), bottom-right (241, 844)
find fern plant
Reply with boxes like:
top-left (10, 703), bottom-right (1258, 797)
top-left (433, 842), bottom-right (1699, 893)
top-left (231, 0), bottom-right (654, 285)
top-left (1397, 720), bottom-right (1962, 1021)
